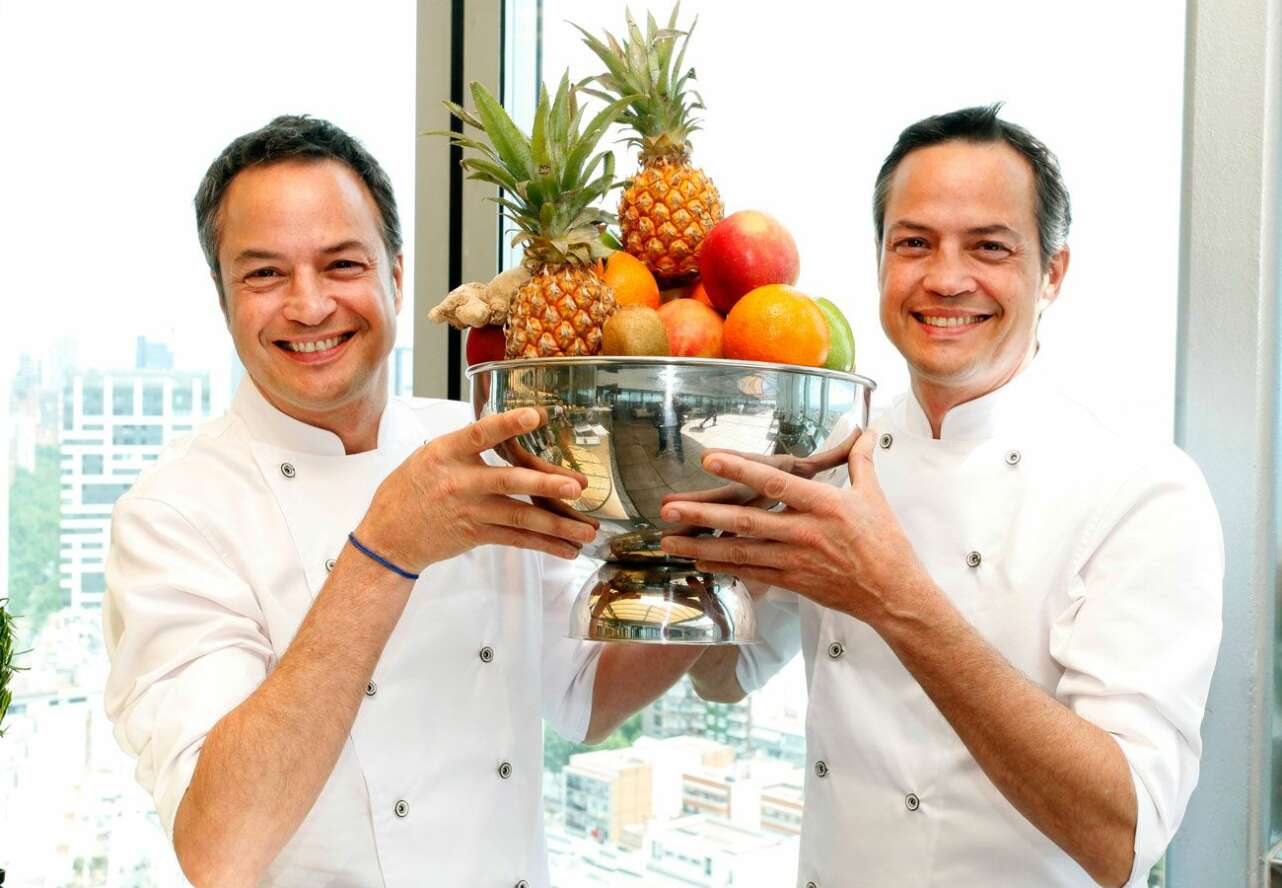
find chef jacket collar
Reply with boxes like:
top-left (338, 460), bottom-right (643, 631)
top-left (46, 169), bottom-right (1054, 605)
top-left (232, 375), bottom-right (409, 456)
top-left (901, 357), bottom-right (1048, 442)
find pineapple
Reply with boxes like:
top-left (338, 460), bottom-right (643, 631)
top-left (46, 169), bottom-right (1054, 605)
top-left (575, 4), bottom-right (724, 283)
top-left (437, 76), bottom-right (633, 357)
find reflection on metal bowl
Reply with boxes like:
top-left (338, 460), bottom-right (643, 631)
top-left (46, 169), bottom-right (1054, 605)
top-left (468, 356), bottom-right (875, 644)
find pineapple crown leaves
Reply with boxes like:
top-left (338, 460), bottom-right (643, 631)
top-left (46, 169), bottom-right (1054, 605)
top-left (0, 598), bottom-right (24, 739)
top-left (571, 3), bottom-right (706, 160)
top-left (430, 75), bottom-right (637, 268)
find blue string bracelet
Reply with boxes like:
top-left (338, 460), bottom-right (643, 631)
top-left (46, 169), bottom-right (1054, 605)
top-left (347, 532), bottom-right (420, 581)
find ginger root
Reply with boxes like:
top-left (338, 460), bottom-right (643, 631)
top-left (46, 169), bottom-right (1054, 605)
top-left (428, 266), bottom-right (531, 329)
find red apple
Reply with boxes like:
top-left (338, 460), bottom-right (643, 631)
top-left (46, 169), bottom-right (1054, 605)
top-left (465, 325), bottom-right (506, 365)
top-left (657, 299), bottom-right (724, 358)
top-left (698, 210), bottom-right (800, 314)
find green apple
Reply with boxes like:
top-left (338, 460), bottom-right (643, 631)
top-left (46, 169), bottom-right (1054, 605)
top-left (816, 297), bottom-right (856, 372)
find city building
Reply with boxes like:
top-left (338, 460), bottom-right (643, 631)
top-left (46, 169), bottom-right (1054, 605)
top-left (58, 362), bottom-right (226, 610)
top-left (642, 814), bottom-right (799, 887)
top-left (760, 778), bottom-right (805, 837)
top-left (748, 716), bottom-right (807, 769)
top-left (10, 351), bottom-right (64, 476)
top-left (642, 676), bottom-right (753, 756)
top-left (563, 747), bottom-right (652, 847)
top-left (680, 756), bottom-right (798, 834)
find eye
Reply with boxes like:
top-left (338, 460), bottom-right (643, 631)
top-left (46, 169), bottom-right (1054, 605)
top-left (328, 259), bottom-right (366, 273)
top-left (894, 237), bottom-right (930, 253)
top-left (975, 241), bottom-right (1012, 257)
top-left (247, 267), bottom-right (280, 279)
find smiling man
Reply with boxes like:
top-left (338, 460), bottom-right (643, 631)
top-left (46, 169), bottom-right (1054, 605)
top-left (101, 115), bottom-right (699, 887)
top-left (667, 106), bottom-right (1223, 887)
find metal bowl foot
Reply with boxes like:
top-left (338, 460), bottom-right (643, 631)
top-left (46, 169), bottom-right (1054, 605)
top-left (569, 562), bottom-right (758, 644)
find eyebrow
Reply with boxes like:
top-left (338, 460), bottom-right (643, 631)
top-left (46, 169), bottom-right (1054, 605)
top-left (889, 220), bottom-right (1023, 240)
top-left (231, 240), bottom-right (375, 266)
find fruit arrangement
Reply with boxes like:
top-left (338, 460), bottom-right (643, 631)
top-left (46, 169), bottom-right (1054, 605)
top-left (431, 5), bottom-right (855, 374)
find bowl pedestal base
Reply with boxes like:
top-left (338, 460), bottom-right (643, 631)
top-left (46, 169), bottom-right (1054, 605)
top-left (569, 562), bottom-right (758, 644)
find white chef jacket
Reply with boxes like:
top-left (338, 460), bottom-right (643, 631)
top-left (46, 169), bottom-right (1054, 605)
top-left (103, 378), bottom-right (603, 887)
top-left (739, 360), bottom-right (1223, 888)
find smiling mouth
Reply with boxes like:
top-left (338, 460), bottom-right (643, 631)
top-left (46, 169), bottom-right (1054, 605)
top-left (275, 332), bottom-right (355, 353)
top-left (912, 312), bottom-right (992, 328)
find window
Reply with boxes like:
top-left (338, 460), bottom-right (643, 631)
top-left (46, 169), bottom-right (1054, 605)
top-left (142, 383), bottom-right (164, 416)
top-left (82, 484), bottom-right (132, 505)
top-left (112, 424), bottom-right (162, 446)
top-left (527, 2), bottom-right (1185, 886)
top-left (173, 384), bottom-right (193, 416)
top-left (1, 1), bottom-right (415, 882)
top-left (112, 381), bottom-right (134, 416)
top-left (83, 382), bottom-right (103, 416)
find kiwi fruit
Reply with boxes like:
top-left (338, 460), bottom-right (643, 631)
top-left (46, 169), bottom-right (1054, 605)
top-left (602, 305), bottom-right (670, 356)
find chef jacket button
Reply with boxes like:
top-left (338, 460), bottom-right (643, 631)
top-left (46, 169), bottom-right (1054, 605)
top-left (280, 462), bottom-right (296, 479)
top-left (515, 882), bottom-right (530, 888)
top-left (1005, 449), bottom-right (1021, 466)
top-left (966, 550), bottom-right (982, 568)
top-left (479, 645), bottom-right (495, 663)
top-left (325, 558), bottom-right (336, 573)
top-left (806, 882), bottom-right (819, 888)
top-left (905, 792), bottom-right (921, 812)
top-left (365, 681), bottom-right (377, 697)
top-left (814, 760), bottom-right (829, 778)
top-left (878, 432), bottom-right (893, 449)
top-left (498, 761), bottom-right (513, 779)
top-left (394, 799), bottom-right (409, 818)
top-left (827, 641), bottom-right (844, 659)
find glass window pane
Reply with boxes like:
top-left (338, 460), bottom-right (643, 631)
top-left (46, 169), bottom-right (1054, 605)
top-left (142, 383), bottom-right (164, 416)
top-left (1, 1), bottom-right (415, 881)
top-left (83, 382), bottom-right (103, 416)
top-left (532, 3), bottom-right (1184, 885)
top-left (111, 381), bottom-right (134, 416)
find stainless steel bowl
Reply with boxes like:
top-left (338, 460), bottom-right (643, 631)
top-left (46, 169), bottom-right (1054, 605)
top-left (468, 356), bottom-right (875, 644)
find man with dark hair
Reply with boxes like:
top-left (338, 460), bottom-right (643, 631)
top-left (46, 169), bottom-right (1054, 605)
top-left (102, 115), bottom-right (700, 886)
top-left (667, 106), bottom-right (1222, 886)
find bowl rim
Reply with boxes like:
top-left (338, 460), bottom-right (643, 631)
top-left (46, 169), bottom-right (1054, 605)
top-left (465, 355), bottom-right (877, 389)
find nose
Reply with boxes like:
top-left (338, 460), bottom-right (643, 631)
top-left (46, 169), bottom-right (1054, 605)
top-left (282, 267), bottom-right (337, 326)
top-left (921, 245), bottom-right (977, 298)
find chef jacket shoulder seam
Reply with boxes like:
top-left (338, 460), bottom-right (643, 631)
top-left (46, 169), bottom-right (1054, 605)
top-left (117, 494), bottom-right (239, 577)
top-left (1065, 442), bottom-right (1190, 578)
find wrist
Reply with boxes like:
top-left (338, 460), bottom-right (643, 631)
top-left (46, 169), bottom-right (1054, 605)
top-left (868, 575), bottom-right (955, 651)
top-left (352, 519), bottom-right (431, 576)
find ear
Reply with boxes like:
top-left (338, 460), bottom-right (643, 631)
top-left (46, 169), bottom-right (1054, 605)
top-left (391, 253), bottom-right (405, 315)
top-left (1038, 245), bottom-right (1070, 313)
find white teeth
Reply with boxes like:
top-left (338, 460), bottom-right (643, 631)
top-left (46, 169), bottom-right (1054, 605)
top-left (919, 315), bottom-right (983, 328)
top-left (285, 335), bottom-right (345, 353)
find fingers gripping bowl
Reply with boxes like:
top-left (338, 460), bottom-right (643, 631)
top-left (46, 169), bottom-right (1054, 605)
top-left (469, 356), bottom-right (875, 644)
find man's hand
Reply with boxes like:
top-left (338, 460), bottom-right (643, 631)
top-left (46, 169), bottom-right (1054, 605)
top-left (658, 429), bottom-right (929, 626)
top-left (356, 408), bottom-right (597, 574)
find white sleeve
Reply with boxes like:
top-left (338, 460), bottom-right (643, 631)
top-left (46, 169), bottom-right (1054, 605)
top-left (538, 555), bottom-right (604, 742)
top-left (1049, 449), bottom-right (1223, 885)
top-left (103, 495), bottom-right (274, 838)
top-left (736, 588), bottom-right (803, 694)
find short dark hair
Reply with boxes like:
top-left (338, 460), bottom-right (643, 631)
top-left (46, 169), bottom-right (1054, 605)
top-left (872, 104), bottom-right (1071, 269)
top-left (194, 115), bottom-right (402, 291)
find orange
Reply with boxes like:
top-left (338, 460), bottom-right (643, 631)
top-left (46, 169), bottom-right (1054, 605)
top-left (723, 284), bottom-right (830, 367)
top-left (689, 281), bottom-right (717, 311)
top-left (603, 250), bottom-right (661, 309)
